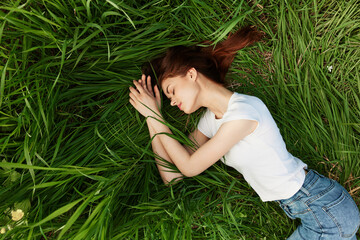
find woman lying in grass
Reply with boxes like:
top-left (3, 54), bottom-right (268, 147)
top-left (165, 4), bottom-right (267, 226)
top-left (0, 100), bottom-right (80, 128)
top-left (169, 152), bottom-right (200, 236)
top-left (129, 26), bottom-right (360, 239)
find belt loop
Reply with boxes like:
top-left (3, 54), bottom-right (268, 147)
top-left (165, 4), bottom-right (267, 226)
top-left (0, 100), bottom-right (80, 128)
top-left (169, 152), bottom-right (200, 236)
top-left (300, 187), bottom-right (310, 196)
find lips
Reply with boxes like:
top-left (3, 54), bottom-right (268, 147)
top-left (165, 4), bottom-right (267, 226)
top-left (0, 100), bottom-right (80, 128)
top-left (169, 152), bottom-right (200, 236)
top-left (177, 103), bottom-right (182, 110)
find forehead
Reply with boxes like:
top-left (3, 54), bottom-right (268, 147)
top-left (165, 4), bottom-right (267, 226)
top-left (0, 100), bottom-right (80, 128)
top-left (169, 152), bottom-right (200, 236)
top-left (161, 75), bottom-right (185, 89)
top-left (161, 76), bottom-right (180, 90)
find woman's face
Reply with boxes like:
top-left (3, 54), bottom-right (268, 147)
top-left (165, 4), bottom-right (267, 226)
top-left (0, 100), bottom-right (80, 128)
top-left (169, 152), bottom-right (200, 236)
top-left (161, 68), bottom-right (201, 114)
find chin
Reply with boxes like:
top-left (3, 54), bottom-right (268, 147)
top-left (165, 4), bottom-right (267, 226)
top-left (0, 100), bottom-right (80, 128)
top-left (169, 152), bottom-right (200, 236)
top-left (181, 108), bottom-right (189, 114)
top-left (182, 103), bottom-right (199, 114)
top-left (187, 106), bottom-right (201, 114)
top-left (184, 108), bottom-right (195, 114)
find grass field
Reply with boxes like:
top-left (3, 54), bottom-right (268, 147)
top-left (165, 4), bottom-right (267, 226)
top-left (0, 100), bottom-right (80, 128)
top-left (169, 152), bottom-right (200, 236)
top-left (0, 0), bottom-right (359, 239)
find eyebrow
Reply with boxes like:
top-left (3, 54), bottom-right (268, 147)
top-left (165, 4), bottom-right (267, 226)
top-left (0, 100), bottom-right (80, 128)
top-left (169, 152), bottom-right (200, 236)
top-left (166, 85), bottom-right (170, 95)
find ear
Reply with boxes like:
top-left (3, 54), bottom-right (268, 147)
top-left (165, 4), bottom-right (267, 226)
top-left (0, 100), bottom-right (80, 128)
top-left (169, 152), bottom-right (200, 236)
top-left (188, 67), bottom-right (198, 81)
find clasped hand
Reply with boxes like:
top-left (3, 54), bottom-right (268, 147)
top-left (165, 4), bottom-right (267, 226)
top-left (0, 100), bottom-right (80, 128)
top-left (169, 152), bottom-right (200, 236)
top-left (129, 74), bottom-right (162, 119)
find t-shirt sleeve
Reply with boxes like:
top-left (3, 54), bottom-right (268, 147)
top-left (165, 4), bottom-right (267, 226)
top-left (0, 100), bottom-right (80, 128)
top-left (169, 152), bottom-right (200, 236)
top-left (197, 109), bottom-right (212, 138)
top-left (222, 102), bottom-right (261, 124)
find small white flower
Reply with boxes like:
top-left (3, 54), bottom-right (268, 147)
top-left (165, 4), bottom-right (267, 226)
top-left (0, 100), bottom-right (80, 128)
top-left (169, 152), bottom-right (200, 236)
top-left (327, 65), bottom-right (333, 72)
top-left (11, 209), bottom-right (24, 221)
top-left (0, 227), bottom-right (5, 234)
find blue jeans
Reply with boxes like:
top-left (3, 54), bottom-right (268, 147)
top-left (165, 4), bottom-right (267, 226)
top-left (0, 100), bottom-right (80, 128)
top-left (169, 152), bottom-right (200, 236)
top-left (276, 170), bottom-right (360, 239)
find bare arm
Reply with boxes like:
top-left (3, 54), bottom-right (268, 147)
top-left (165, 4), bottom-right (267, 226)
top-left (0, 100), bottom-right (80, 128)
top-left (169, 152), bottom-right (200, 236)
top-left (147, 115), bottom-right (258, 177)
top-left (147, 119), bottom-right (210, 184)
top-left (146, 118), bottom-right (183, 185)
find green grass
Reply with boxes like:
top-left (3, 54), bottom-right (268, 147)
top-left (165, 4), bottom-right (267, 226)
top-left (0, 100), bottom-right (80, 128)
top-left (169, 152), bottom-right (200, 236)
top-left (0, 0), bottom-right (359, 239)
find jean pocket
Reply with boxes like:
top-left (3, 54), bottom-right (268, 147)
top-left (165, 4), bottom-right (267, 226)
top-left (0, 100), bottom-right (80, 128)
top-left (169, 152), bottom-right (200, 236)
top-left (323, 190), bottom-right (360, 238)
top-left (279, 198), bottom-right (310, 220)
top-left (280, 204), bottom-right (296, 219)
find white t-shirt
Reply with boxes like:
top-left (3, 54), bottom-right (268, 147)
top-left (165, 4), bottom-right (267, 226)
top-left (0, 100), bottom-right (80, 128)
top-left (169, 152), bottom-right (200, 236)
top-left (197, 92), bottom-right (307, 202)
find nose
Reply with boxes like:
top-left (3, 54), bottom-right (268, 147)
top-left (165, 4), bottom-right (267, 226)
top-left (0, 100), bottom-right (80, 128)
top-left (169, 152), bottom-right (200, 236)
top-left (170, 99), bottom-right (177, 106)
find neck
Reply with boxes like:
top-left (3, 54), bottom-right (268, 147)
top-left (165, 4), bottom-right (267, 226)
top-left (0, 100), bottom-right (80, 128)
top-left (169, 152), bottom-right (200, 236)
top-left (197, 75), bottom-right (234, 119)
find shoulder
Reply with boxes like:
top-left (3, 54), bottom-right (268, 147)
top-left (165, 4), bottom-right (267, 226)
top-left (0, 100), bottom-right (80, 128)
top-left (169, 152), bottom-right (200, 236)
top-left (231, 93), bottom-right (264, 109)
top-left (223, 93), bottom-right (263, 123)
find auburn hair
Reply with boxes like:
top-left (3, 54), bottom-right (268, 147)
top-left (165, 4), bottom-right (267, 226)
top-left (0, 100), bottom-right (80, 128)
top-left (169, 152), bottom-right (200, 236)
top-left (142, 26), bottom-right (262, 88)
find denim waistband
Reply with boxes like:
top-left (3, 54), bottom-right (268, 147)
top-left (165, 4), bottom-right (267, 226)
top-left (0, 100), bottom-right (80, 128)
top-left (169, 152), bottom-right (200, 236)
top-left (276, 169), bottom-right (321, 204)
top-left (302, 169), bottom-right (321, 189)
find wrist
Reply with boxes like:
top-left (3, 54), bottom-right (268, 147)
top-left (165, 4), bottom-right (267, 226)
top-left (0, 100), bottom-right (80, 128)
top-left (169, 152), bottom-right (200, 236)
top-left (146, 114), bottom-right (168, 133)
top-left (147, 112), bottom-right (163, 122)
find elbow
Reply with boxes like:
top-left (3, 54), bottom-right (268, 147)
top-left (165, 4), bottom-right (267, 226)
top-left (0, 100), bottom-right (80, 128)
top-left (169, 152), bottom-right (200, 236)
top-left (182, 170), bottom-right (198, 178)
top-left (180, 157), bottom-right (200, 177)
top-left (183, 173), bottom-right (194, 178)
top-left (162, 176), bottom-right (183, 186)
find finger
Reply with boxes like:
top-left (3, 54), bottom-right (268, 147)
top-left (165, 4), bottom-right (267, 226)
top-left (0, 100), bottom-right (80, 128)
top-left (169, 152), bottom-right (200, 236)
top-left (146, 75), bottom-right (153, 94)
top-left (156, 84), bottom-right (160, 95)
top-left (129, 98), bottom-right (139, 110)
top-left (138, 79), bottom-right (143, 89)
top-left (129, 98), bottom-right (134, 106)
top-left (155, 85), bottom-right (161, 101)
top-left (140, 77), bottom-right (147, 90)
top-left (138, 76), bottom-right (148, 92)
top-left (129, 86), bottom-right (140, 99)
top-left (155, 85), bottom-right (161, 108)
top-left (132, 80), bottom-right (144, 94)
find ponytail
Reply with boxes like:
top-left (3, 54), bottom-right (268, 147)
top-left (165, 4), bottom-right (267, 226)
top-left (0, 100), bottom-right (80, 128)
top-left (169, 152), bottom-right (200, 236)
top-left (142, 26), bottom-right (262, 87)
top-left (209, 26), bottom-right (262, 83)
